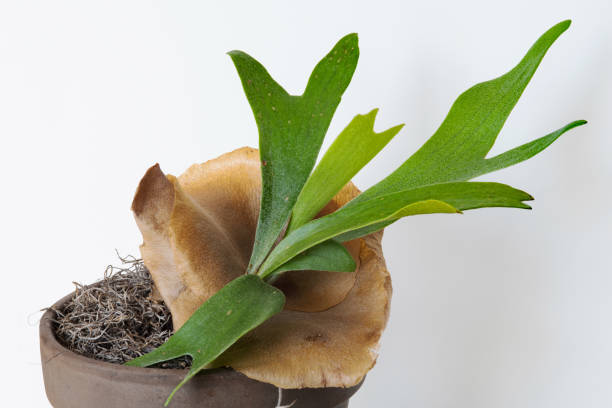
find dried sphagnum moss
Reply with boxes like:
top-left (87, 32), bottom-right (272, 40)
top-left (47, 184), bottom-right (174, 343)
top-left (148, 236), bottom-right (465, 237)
top-left (51, 255), bottom-right (191, 369)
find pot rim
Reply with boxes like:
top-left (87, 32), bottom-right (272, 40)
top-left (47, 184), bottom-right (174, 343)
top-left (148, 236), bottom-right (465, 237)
top-left (40, 291), bottom-right (240, 381)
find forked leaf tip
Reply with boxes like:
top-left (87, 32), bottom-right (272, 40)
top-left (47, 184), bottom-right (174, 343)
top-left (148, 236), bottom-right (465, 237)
top-left (547, 19), bottom-right (571, 35)
top-left (391, 123), bottom-right (406, 132)
top-left (343, 32), bottom-right (359, 41)
top-left (226, 49), bottom-right (242, 57)
top-left (518, 189), bottom-right (534, 202)
top-left (560, 120), bottom-right (587, 137)
top-left (335, 33), bottom-right (359, 52)
top-left (367, 107), bottom-right (379, 117)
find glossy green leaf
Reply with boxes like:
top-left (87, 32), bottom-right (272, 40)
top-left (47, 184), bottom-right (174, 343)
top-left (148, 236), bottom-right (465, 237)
top-left (288, 109), bottom-right (403, 232)
top-left (334, 219), bottom-right (395, 243)
top-left (334, 200), bottom-right (459, 242)
top-left (228, 34), bottom-right (359, 274)
top-left (258, 182), bottom-right (531, 277)
top-left (351, 20), bottom-right (584, 205)
top-left (125, 275), bottom-right (285, 406)
top-left (470, 119), bottom-right (586, 176)
top-left (268, 239), bottom-right (356, 278)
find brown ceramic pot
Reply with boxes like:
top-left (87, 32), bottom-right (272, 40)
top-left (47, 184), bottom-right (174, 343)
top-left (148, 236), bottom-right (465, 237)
top-left (40, 293), bottom-right (363, 408)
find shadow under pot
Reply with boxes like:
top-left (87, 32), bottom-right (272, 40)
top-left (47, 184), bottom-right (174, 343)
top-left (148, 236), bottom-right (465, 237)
top-left (39, 293), bottom-right (363, 408)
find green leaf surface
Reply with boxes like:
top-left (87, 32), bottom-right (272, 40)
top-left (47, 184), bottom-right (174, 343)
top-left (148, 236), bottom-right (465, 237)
top-left (288, 109), bottom-right (403, 232)
top-left (124, 275), bottom-right (285, 406)
top-left (351, 20), bottom-right (584, 205)
top-left (334, 199), bottom-right (460, 242)
top-left (470, 120), bottom-right (586, 176)
top-left (259, 182), bottom-right (531, 277)
top-left (334, 219), bottom-right (395, 243)
top-left (268, 239), bottom-right (356, 277)
top-left (228, 34), bottom-right (359, 273)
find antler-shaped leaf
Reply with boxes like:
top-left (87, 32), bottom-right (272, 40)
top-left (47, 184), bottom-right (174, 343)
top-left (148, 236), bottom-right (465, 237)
top-left (352, 20), bottom-right (584, 205)
top-left (228, 34), bottom-right (359, 274)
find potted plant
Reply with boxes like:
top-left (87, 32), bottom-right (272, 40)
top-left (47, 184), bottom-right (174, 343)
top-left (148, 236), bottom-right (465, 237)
top-left (40, 20), bottom-right (585, 407)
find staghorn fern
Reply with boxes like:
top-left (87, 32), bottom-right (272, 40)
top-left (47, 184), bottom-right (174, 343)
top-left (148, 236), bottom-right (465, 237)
top-left (126, 20), bottom-right (586, 405)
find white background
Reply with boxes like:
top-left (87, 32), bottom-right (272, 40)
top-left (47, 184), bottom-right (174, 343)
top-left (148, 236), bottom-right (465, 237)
top-left (1, 0), bottom-right (610, 407)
